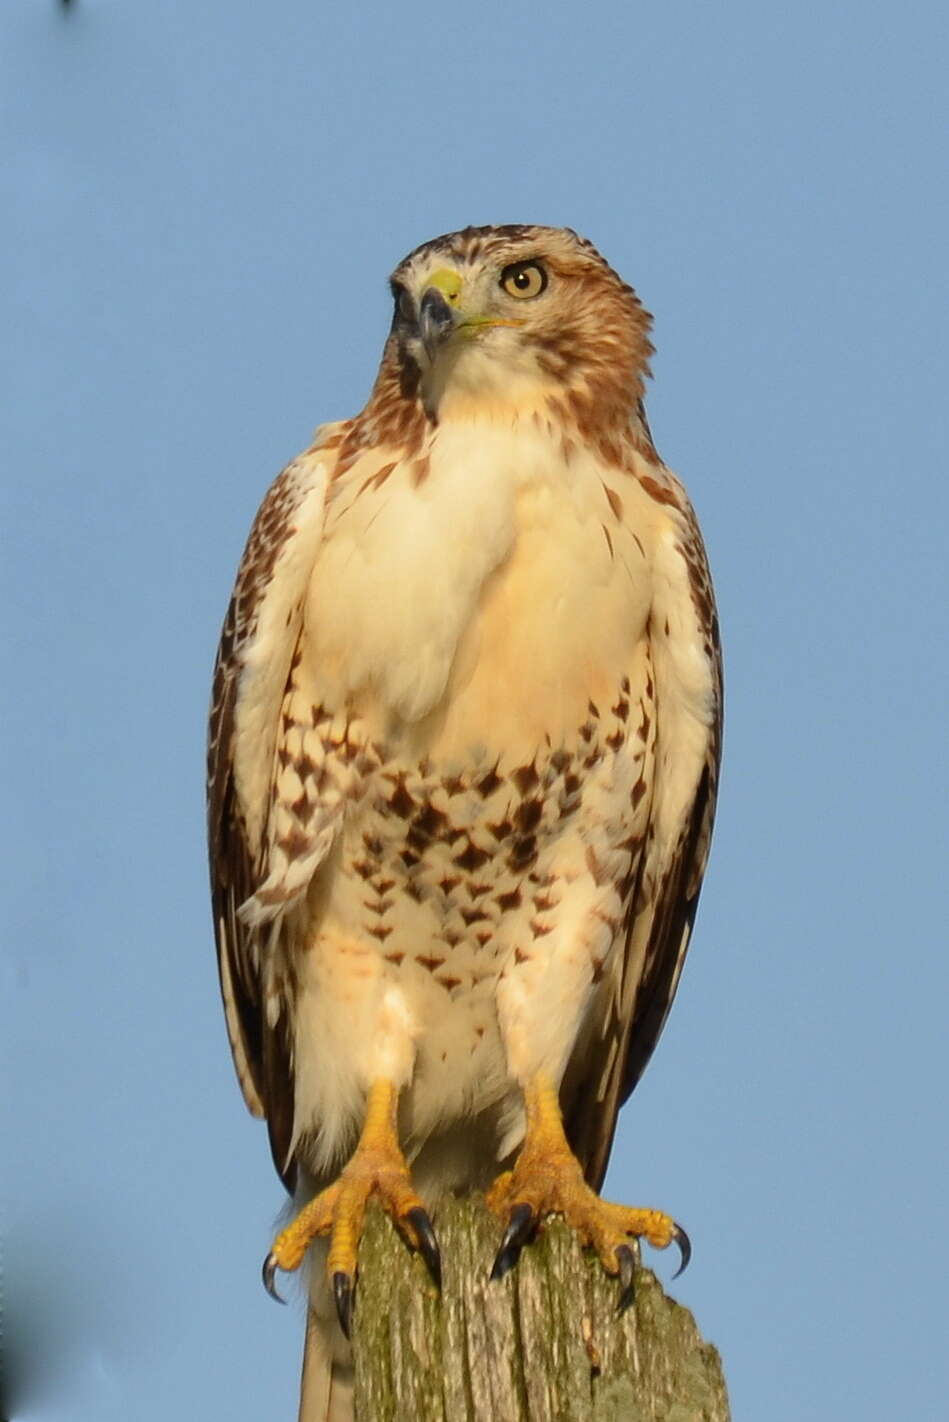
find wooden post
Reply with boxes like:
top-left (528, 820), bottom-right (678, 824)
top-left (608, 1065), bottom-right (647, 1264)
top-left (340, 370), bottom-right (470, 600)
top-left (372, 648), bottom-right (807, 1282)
top-left (352, 1197), bottom-right (730, 1421)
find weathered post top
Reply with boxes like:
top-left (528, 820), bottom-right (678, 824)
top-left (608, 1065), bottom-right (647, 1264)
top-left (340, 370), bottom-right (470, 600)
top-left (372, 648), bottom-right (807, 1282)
top-left (350, 1198), bottom-right (730, 1422)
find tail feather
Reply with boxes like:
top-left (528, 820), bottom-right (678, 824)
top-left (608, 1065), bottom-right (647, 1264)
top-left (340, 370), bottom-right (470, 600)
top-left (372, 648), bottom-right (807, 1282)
top-left (297, 1277), bottom-right (354, 1422)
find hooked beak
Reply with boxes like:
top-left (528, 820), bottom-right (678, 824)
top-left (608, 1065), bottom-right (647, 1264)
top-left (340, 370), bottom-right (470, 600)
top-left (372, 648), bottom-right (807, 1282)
top-left (418, 286), bottom-right (457, 362)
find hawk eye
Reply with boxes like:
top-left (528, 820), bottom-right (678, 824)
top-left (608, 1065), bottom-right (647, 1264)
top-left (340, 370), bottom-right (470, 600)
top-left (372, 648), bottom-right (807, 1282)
top-left (499, 260), bottom-right (548, 300)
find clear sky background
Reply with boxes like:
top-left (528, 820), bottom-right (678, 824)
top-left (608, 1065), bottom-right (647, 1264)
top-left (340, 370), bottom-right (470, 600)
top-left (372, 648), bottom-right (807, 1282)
top-left (3, 2), bottom-right (947, 1419)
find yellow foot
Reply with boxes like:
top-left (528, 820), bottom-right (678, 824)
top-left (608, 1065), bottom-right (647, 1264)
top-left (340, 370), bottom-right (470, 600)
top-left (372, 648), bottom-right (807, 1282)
top-left (487, 1077), bottom-right (689, 1310)
top-left (262, 1079), bottom-right (440, 1337)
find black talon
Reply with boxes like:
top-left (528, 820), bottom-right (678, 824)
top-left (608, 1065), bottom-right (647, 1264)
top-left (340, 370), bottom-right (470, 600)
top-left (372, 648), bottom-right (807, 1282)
top-left (333, 1271), bottom-right (354, 1339)
top-left (490, 1202), bottom-right (536, 1281)
top-left (406, 1206), bottom-right (442, 1289)
top-left (262, 1251), bottom-right (286, 1304)
top-left (670, 1223), bottom-right (691, 1279)
top-left (616, 1240), bottom-right (640, 1314)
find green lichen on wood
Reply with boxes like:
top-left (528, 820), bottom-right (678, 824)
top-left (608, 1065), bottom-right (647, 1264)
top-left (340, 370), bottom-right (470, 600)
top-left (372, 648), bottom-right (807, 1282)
top-left (353, 1197), bottom-right (730, 1422)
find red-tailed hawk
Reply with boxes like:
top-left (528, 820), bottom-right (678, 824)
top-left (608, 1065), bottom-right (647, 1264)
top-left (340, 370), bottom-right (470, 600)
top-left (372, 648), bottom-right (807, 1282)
top-left (207, 225), bottom-right (721, 1420)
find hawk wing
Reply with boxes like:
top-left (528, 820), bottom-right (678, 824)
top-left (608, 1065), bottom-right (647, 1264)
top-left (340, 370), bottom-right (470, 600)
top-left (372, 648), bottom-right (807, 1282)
top-left (564, 480), bottom-right (723, 1191)
top-left (207, 434), bottom-right (341, 1190)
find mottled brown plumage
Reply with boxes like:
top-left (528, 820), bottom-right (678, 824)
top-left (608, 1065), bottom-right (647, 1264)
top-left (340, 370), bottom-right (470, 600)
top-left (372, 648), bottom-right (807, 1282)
top-left (207, 225), bottom-right (722, 1419)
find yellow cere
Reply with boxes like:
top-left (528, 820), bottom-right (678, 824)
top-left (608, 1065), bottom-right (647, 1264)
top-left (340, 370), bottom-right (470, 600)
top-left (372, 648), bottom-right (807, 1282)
top-left (426, 267), bottom-right (464, 304)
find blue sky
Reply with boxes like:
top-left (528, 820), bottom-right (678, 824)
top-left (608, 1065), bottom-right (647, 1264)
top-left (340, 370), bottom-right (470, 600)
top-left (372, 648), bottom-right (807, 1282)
top-left (3, 1), bottom-right (947, 1418)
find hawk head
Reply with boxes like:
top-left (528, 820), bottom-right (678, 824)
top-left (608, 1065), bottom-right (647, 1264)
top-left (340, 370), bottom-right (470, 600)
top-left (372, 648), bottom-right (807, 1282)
top-left (364, 226), bottom-right (656, 457)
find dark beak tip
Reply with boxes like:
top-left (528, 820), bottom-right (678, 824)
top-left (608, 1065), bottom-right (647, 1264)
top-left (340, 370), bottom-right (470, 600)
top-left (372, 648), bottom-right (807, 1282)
top-left (418, 287), bottom-right (456, 359)
top-left (419, 287), bottom-right (453, 324)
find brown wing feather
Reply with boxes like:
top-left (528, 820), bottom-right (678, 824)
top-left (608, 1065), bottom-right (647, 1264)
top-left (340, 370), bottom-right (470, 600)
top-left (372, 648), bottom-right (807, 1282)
top-left (207, 605), bottom-right (266, 1112)
top-left (565, 498), bottom-right (723, 1193)
top-left (207, 440), bottom-right (338, 1192)
top-left (208, 632), bottom-right (298, 1190)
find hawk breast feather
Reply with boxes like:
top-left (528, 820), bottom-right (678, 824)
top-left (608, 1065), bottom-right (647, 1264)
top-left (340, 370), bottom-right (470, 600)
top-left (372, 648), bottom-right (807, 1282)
top-left (208, 440), bottom-right (721, 1195)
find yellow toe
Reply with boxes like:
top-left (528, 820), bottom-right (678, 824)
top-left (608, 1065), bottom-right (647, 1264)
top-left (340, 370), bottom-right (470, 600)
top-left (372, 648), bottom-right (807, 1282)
top-left (489, 1076), bottom-right (687, 1284)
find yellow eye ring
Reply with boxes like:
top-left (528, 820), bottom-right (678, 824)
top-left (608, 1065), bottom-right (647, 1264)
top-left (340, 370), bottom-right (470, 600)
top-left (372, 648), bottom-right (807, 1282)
top-left (499, 260), bottom-right (548, 300)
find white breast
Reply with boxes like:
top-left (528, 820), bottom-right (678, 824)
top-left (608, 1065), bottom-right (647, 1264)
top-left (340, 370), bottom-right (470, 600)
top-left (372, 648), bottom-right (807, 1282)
top-left (301, 417), bottom-right (654, 754)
